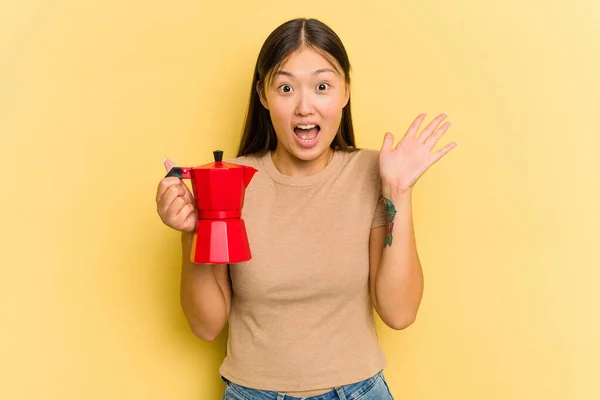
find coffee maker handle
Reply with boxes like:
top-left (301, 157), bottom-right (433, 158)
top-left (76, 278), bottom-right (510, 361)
top-left (164, 167), bottom-right (191, 179)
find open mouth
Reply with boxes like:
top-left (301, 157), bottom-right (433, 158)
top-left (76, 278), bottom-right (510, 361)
top-left (293, 124), bottom-right (321, 147)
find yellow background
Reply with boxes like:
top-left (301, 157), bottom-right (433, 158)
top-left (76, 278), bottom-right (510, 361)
top-left (1, 0), bottom-right (598, 399)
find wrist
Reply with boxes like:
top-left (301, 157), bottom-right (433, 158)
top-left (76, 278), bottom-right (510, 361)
top-left (382, 183), bottom-right (413, 203)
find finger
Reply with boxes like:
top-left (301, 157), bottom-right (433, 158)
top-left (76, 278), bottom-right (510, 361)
top-left (181, 183), bottom-right (195, 205)
top-left (156, 177), bottom-right (183, 203)
top-left (157, 185), bottom-right (185, 215)
top-left (381, 132), bottom-right (394, 151)
top-left (432, 141), bottom-right (459, 163)
top-left (173, 203), bottom-right (197, 232)
top-left (406, 113), bottom-right (428, 138)
top-left (419, 113), bottom-right (447, 143)
top-left (164, 196), bottom-right (187, 221)
top-left (164, 157), bottom-right (176, 173)
top-left (158, 186), bottom-right (185, 218)
top-left (183, 213), bottom-right (197, 232)
top-left (424, 121), bottom-right (451, 149)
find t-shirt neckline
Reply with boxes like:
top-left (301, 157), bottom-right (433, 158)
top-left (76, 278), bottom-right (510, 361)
top-left (261, 149), bottom-right (343, 187)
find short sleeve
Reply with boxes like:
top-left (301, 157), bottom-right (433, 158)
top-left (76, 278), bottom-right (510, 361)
top-left (371, 192), bottom-right (388, 229)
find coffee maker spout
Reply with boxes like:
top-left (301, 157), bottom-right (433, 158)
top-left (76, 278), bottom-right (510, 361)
top-left (243, 166), bottom-right (257, 187)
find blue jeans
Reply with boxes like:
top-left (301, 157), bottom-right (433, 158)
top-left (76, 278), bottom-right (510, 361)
top-left (221, 370), bottom-right (394, 399)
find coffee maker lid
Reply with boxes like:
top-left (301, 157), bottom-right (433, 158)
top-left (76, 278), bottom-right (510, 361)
top-left (195, 150), bottom-right (245, 169)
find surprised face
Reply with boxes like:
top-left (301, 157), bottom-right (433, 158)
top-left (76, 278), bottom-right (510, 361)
top-left (258, 47), bottom-right (350, 169)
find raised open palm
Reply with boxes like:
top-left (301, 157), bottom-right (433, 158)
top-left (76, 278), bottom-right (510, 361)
top-left (379, 113), bottom-right (458, 194)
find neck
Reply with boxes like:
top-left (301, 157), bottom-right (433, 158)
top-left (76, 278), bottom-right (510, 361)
top-left (271, 148), bottom-right (334, 177)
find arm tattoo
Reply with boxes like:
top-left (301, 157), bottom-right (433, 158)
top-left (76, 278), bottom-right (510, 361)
top-left (383, 198), bottom-right (397, 247)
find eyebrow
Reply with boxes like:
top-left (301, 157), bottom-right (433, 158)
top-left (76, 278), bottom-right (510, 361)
top-left (275, 68), bottom-right (336, 78)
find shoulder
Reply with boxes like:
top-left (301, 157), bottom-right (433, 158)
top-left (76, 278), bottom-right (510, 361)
top-left (334, 148), bottom-right (382, 194)
top-left (349, 148), bottom-right (379, 163)
top-left (339, 148), bottom-right (381, 175)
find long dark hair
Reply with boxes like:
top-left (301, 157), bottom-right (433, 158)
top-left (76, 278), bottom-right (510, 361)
top-left (236, 18), bottom-right (358, 157)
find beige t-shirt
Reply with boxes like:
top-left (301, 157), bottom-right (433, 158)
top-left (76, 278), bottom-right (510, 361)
top-left (219, 148), bottom-right (388, 391)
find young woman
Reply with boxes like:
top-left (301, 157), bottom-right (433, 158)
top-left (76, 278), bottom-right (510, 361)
top-left (156, 17), bottom-right (456, 400)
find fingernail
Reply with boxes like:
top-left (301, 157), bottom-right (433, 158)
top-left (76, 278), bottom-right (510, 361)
top-left (163, 157), bottom-right (168, 163)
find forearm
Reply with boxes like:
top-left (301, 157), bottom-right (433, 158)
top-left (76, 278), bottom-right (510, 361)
top-left (375, 188), bottom-right (424, 329)
top-left (179, 232), bottom-right (229, 341)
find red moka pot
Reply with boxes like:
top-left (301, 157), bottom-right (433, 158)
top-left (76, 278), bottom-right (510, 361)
top-left (165, 150), bottom-right (257, 264)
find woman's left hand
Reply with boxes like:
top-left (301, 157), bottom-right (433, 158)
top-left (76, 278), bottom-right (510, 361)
top-left (379, 113), bottom-right (458, 195)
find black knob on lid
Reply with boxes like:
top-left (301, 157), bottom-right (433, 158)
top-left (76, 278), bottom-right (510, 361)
top-left (213, 150), bottom-right (223, 162)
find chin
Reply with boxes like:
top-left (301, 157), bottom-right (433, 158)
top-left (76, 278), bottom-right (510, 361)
top-left (290, 145), bottom-right (332, 162)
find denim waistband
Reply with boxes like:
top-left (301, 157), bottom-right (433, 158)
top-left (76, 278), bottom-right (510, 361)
top-left (221, 370), bottom-right (386, 400)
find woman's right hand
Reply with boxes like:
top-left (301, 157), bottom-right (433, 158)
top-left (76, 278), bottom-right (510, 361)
top-left (156, 158), bottom-right (198, 233)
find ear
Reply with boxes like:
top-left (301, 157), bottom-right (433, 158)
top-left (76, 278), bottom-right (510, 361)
top-left (256, 81), bottom-right (269, 110)
top-left (343, 81), bottom-right (351, 108)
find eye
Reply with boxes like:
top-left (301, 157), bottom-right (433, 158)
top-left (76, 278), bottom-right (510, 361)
top-left (278, 84), bottom-right (293, 93)
top-left (317, 83), bottom-right (329, 91)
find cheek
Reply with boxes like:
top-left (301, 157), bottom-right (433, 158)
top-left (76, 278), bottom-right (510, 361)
top-left (317, 97), bottom-right (345, 122)
top-left (268, 102), bottom-right (293, 127)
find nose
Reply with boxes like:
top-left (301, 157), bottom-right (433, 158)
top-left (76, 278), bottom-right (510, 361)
top-left (294, 90), bottom-right (315, 116)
